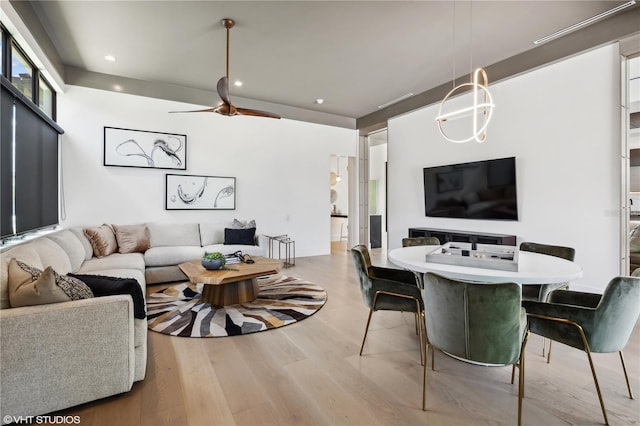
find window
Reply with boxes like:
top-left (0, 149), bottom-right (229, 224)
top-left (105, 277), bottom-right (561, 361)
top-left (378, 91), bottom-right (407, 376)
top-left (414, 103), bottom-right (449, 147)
top-left (1, 26), bottom-right (62, 240)
top-left (38, 76), bottom-right (54, 118)
top-left (11, 43), bottom-right (33, 100)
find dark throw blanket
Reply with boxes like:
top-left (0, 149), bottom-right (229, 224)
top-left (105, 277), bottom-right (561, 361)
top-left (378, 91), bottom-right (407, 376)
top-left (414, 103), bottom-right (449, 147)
top-left (69, 274), bottom-right (146, 319)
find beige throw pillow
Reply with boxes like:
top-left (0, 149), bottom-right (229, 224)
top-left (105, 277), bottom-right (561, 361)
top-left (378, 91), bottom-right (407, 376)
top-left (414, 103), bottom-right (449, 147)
top-left (8, 259), bottom-right (71, 307)
top-left (84, 225), bottom-right (118, 258)
top-left (112, 224), bottom-right (151, 254)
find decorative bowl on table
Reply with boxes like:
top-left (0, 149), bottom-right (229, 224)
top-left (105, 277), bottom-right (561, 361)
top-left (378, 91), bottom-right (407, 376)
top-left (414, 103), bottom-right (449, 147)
top-left (201, 252), bottom-right (226, 270)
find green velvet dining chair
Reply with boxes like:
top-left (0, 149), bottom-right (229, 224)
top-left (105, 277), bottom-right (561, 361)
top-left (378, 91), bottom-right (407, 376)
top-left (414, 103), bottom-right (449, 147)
top-left (523, 276), bottom-right (640, 425)
top-left (401, 236), bottom-right (441, 288)
top-left (519, 241), bottom-right (576, 302)
top-left (421, 272), bottom-right (529, 425)
top-left (401, 236), bottom-right (441, 248)
top-left (351, 245), bottom-right (425, 363)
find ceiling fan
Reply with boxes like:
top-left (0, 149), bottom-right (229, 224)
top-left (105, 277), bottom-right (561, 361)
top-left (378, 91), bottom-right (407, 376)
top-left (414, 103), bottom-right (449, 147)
top-left (170, 18), bottom-right (280, 119)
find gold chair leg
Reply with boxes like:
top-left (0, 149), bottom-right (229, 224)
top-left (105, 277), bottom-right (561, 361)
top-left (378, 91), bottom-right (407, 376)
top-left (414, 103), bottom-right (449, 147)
top-left (422, 341), bottom-right (429, 410)
top-left (546, 340), bottom-right (553, 364)
top-left (527, 313), bottom-right (609, 425)
top-left (518, 330), bottom-right (530, 426)
top-left (359, 305), bottom-right (375, 356)
top-left (431, 344), bottom-right (435, 371)
top-left (619, 351), bottom-right (634, 399)
top-left (584, 345), bottom-right (609, 425)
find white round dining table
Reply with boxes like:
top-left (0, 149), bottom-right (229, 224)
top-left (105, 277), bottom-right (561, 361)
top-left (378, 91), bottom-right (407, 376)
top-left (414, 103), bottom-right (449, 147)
top-left (388, 245), bottom-right (583, 284)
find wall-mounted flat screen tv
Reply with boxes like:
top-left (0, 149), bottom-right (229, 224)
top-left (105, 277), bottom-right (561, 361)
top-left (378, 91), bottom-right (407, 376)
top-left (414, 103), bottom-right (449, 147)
top-left (423, 157), bottom-right (518, 220)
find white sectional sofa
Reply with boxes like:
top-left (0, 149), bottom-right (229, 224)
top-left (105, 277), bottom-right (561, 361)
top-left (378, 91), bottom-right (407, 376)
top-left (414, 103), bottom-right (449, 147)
top-left (0, 221), bottom-right (266, 422)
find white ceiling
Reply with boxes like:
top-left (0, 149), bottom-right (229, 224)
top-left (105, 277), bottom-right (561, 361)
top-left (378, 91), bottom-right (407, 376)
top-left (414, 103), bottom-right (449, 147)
top-left (24, 1), bottom-right (638, 119)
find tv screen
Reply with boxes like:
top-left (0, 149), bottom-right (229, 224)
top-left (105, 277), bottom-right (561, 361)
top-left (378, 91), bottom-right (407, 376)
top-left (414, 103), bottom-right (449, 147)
top-left (423, 157), bottom-right (518, 220)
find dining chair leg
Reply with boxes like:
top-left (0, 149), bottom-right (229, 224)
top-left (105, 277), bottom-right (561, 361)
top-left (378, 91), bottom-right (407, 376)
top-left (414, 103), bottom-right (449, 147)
top-left (619, 351), bottom-right (634, 399)
top-left (517, 330), bottom-right (530, 426)
top-left (546, 340), bottom-right (553, 364)
top-left (359, 296), bottom-right (377, 356)
top-left (422, 341), bottom-right (429, 410)
top-left (585, 346), bottom-right (609, 425)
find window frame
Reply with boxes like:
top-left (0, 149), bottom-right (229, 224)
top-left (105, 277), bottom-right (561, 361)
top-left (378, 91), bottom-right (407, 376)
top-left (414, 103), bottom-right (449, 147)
top-left (1, 24), bottom-right (57, 120)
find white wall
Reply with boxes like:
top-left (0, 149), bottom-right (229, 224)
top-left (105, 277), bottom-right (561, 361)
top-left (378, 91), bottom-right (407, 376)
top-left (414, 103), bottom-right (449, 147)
top-left (58, 86), bottom-right (356, 257)
top-left (388, 44), bottom-right (620, 292)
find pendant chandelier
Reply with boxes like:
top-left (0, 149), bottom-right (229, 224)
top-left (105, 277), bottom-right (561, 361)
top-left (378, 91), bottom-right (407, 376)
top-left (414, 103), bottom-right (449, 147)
top-left (436, 2), bottom-right (495, 143)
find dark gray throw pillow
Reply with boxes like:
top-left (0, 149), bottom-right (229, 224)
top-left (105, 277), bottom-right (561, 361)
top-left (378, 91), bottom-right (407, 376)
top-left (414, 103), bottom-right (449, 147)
top-left (224, 227), bottom-right (256, 245)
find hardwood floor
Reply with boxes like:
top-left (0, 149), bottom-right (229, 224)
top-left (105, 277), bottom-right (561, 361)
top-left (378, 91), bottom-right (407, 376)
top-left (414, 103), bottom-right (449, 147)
top-left (52, 245), bottom-right (639, 425)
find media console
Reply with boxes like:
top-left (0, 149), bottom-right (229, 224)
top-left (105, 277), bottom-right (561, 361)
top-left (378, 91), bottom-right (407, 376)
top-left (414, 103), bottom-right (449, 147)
top-left (408, 227), bottom-right (516, 248)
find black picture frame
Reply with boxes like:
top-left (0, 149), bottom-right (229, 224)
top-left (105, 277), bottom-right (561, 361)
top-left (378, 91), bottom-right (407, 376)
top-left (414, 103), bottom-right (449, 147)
top-left (104, 126), bottom-right (187, 170)
top-left (165, 174), bottom-right (236, 210)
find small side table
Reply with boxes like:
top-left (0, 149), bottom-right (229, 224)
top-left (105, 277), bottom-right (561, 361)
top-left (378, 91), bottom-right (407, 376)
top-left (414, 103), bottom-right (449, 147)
top-left (276, 236), bottom-right (296, 267)
top-left (265, 234), bottom-right (288, 258)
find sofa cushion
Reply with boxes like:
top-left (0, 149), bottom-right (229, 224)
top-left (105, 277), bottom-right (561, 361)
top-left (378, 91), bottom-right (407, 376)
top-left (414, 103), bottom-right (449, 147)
top-left (146, 222), bottom-right (201, 247)
top-left (224, 227), bottom-right (256, 245)
top-left (8, 260), bottom-right (71, 307)
top-left (144, 246), bottom-right (204, 267)
top-left (84, 225), bottom-right (118, 258)
top-left (112, 224), bottom-right (151, 254)
top-left (78, 253), bottom-right (146, 275)
top-left (69, 227), bottom-right (94, 261)
top-left (203, 244), bottom-right (264, 257)
top-left (45, 230), bottom-right (87, 272)
top-left (199, 222), bottom-right (225, 246)
top-left (28, 238), bottom-right (73, 275)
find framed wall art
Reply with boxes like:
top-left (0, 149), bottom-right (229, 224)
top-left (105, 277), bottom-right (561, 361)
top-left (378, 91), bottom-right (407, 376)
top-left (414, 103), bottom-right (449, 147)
top-left (104, 127), bottom-right (187, 170)
top-left (165, 174), bottom-right (236, 210)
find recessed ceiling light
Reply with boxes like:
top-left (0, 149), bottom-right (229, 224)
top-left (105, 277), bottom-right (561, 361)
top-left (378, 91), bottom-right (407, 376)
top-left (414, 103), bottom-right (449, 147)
top-left (104, 55), bottom-right (116, 62)
top-left (113, 84), bottom-right (122, 92)
top-left (233, 80), bottom-right (243, 87)
top-left (315, 98), bottom-right (324, 105)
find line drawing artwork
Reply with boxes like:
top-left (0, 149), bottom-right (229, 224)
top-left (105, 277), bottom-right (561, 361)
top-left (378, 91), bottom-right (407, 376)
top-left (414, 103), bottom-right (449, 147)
top-left (104, 127), bottom-right (187, 170)
top-left (177, 177), bottom-right (208, 204)
top-left (214, 185), bottom-right (234, 207)
top-left (116, 137), bottom-right (183, 168)
top-left (166, 174), bottom-right (236, 210)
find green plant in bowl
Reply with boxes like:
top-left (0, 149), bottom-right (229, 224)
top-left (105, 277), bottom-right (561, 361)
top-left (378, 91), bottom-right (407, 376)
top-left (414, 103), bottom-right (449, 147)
top-left (201, 252), bottom-right (226, 270)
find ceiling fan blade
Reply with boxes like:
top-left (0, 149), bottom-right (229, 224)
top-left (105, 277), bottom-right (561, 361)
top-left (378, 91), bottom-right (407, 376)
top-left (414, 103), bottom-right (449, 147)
top-left (169, 107), bottom-right (216, 113)
top-left (236, 107), bottom-right (281, 119)
top-left (217, 77), bottom-right (231, 106)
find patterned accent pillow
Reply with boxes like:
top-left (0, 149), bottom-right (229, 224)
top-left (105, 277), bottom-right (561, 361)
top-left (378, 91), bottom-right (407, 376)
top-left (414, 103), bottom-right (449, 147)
top-left (16, 260), bottom-right (93, 301)
top-left (232, 218), bottom-right (257, 229)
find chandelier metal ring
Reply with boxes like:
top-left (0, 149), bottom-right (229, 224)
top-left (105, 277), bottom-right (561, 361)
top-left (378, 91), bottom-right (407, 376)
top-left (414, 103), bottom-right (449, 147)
top-left (436, 68), bottom-right (495, 143)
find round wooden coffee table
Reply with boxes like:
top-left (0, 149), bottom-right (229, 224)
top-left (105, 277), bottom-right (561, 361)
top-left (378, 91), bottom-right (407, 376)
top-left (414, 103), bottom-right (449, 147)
top-left (179, 257), bottom-right (282, 306)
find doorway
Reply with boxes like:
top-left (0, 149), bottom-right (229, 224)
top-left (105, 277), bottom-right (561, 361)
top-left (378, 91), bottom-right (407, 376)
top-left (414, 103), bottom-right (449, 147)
top-left (330, 154), bottom-right (349, 252)
top-left (624, 54), bottom-right (639, 275)
top-left (368, 129), bottom-right (388, 251)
